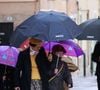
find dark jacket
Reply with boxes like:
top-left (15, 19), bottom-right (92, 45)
top-left (0, 64), bottom-right (15, 90)
top-left (13, 47), bottom-right (50, 90)
top-left (92, 42), bottom-right (100, 76)
top-left (48, 55), bottom-right (73, 90)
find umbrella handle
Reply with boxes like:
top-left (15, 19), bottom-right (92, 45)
top-left (56, 54), bottom-right (60, 69)
top-left (48, 41), bottom-right (52, 52)
top-left (48, 52), bottom-right (52, 62)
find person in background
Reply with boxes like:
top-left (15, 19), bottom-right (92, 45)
top-left (14, 37), bottom-right (50, 90)
top-left (0, 64), bottom-right (15, 90)
top-left (48, 44), bottom-right (73, 90)
top-left (92, 42), bottom-right (100, 90)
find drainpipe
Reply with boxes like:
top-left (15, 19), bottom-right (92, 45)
top-left (66, 0), bottom-right (69, 14)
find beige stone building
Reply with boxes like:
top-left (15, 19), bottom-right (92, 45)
top-left (0, 0), bottom-right (39, 27)
top-left (39, 0), bottom-right (78, 22)
top-left (77, 0), bottom-right (99, 23)
top-left (0, 0), bottom-right (99, 29)
top-left (0, 0), bottom-right (78, 27)
top-left (0, 0), bottom-right (99, 76)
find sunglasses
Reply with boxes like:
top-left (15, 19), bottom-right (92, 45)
top-left (29, 43), bottom-right (37, 47)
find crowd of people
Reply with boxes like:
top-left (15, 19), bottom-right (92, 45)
top-left (1, 36), bottom-right (100, 90)
top-left (0, 37), bottom-right (79, 90)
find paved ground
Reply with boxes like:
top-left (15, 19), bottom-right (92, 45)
top-left (70, 75), bottom-right (97, 90)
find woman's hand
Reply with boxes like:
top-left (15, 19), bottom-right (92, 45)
top-left (15, 87), bottom-right (20, 90)
top-left (68, 83), bottom-right (73, 88)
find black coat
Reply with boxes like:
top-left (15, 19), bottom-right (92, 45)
top-left (0, 64), bottom-right (15, 90)
top-left (92, 42), bottom-right (100, 76)
top-left (48, 55), bottom-right (73, 90)
top-left (14, 47), bottom-right (50, 90)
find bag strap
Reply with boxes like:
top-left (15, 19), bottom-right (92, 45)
top-left (49, 64), bottom-right (64, 82)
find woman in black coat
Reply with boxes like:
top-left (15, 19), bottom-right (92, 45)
top-left (13, 38), bottom-right (50, 90)
top-left (48, 44), bottom-right (73, 90)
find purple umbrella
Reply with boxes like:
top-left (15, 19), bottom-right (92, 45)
top-left (0, 46), bottom-right (19, 67)
top-left (43, 40), bottom-right (84, 57)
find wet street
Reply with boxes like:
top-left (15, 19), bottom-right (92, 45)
top-left (70, 75), bottom-right (97, 90)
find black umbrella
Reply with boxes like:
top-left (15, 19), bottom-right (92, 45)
top-left (77, 17), bottom-right (100, 41)
top-left (10, 11), bottom-right (82, 47)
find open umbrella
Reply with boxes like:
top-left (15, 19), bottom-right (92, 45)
top-left (44, 40), bottom-right (84, 73)
top-left (77, 17), bottom-right (100, 41)
top-left (0, 46), bottom-right (19, 67)
top-left (43, 40), bottom-right (84, 57)
top-left (19, 38), bottom-right (29, 50)
top-left (10, 11), bottom-right (82, 47)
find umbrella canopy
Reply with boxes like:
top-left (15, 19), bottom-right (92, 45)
top-left (43, 40), bottom-right (84, 57)
top-left (0, 46), bottom-right (19, 67)
top-left (77, 17), bottom-right (100, 40)
top-left (10, 11), bottom-right (82, 48)
top-left (19, 38), bottom-right (29, 50)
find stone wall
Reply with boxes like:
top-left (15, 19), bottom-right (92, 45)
top-left (0, 1), bottom-right (39, 29)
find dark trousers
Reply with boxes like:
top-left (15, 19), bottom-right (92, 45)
top-left (0, 80), bottom-right (14, 90)
top-left (97, 75), bottom-right (100, 90)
